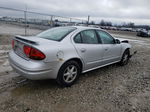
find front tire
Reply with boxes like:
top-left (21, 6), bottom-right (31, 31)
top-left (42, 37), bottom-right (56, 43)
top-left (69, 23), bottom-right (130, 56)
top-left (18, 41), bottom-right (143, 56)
top-left (119, 49), bottom-right (130, 66)
top-left (56, 61), bottom-right (81, 87)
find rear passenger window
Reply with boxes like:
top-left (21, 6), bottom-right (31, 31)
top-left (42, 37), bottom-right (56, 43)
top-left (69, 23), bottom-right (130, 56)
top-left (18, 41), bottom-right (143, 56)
top-left (74, 33), bottom-right (82, 43)
top-left (81, 30), bottom-right (98, 44)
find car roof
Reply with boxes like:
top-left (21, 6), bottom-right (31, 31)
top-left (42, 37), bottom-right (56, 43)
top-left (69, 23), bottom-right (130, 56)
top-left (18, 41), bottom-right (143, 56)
top-left (55, 26), bottom-right (100, 30)
top-left (52, 26), bottom-right (107, 33)
top-left (73, 26), bottom-right (101, 30)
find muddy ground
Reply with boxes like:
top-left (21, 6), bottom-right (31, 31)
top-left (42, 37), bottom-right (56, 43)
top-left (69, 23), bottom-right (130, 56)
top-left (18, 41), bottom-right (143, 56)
top-left (0, 25), bottom-right (149, 112)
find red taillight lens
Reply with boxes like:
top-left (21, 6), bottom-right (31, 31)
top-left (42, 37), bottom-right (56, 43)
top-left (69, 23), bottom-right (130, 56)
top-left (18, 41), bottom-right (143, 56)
top-left (30, 48), bottom-right (46, 60)
top-left (23, 45), bottom-right (31, 57)
top-left (23, 45), bottom-right (45, 60)
top-left (12, 40), bottom-right (14, 49)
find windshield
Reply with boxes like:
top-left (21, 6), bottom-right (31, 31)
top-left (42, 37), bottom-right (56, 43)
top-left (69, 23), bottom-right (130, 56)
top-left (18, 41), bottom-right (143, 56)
top-left (37, 27), bottom-right (76, 41)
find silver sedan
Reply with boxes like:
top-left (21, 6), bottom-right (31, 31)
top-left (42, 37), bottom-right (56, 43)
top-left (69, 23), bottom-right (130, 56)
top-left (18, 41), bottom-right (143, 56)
top-left (9, 26), bottom-right (131, 87)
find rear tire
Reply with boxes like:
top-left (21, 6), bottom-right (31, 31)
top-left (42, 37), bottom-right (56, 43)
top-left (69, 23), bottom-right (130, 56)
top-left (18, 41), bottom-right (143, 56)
top-left (56, 61), bottom-right (81, 87)
top-left (119, 49), bottom-right (130, 66)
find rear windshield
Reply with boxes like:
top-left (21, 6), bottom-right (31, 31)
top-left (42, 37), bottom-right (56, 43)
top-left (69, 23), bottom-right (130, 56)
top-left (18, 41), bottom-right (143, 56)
top-left (37, 27), bottom-right (76, 41)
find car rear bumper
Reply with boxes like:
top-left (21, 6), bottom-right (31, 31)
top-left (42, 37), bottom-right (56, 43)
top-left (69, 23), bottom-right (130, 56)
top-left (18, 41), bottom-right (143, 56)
top-left (9, 50), bottom-right (58, 80)
top-left (10, 61), bottom-right (53, 80)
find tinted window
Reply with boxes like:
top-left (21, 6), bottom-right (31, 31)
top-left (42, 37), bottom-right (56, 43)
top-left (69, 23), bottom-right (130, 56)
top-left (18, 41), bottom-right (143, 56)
top-left (81, 30), bottom-right (98, 44)
top-left (97, 30), bottom-right (115, 44)
top-left (74, 33), bottom-right (82, 43)
top-left (37, 27), bottom-right (76, 41)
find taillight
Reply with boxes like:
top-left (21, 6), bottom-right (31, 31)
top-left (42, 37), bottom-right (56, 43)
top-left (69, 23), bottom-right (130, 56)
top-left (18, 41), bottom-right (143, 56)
top-left (23, 45), bottom-right (45, 60)
top-left (30, 48), bottom-right (46, 60)
top-left (24, 45), bottom-right (31, 57)
top-left (12, 40), bottom-right (14, 49)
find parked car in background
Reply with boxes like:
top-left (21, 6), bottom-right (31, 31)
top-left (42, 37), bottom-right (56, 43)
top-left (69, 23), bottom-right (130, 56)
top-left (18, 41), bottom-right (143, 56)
top-left (120, 27), bottom-right (133, 31)
top-left (137, 30), bottom-right (150, 37)
top-left (9, 26), bottom-right (132, 87)
top-left (88, 25), bottom-right (100, 28)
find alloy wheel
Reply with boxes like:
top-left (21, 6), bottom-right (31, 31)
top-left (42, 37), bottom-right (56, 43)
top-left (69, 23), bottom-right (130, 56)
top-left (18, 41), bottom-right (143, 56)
top-left (63, 65), bottom-right (78, 83)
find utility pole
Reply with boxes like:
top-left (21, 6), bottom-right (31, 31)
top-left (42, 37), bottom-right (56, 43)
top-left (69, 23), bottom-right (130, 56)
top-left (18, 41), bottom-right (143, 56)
top-left (70, 18), bottom-right (72, 23)
top-left (50, 15), bottom-right (53, 27)
top-left (24, 5), bottom-right (27, 36)
top-left (87, 15), bottom-right (90, 26)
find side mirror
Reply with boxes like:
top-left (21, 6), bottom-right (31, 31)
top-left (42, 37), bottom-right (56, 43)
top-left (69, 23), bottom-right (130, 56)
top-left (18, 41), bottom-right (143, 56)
top-left (115, 39), bottom-right (120, 44)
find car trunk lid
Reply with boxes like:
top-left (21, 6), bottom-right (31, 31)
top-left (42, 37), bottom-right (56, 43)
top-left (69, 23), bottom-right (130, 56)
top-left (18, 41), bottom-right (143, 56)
top-left (13, 35), bottom-right (58, 60)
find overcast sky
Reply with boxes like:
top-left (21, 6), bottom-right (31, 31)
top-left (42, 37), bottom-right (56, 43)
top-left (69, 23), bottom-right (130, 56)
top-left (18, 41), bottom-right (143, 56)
top-left (0, 0), bottom-right (150, 25)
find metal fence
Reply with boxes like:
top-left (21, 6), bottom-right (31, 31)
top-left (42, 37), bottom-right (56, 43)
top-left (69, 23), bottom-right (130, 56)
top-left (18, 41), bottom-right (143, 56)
top-left (0, 7), bottom-right (88, 36)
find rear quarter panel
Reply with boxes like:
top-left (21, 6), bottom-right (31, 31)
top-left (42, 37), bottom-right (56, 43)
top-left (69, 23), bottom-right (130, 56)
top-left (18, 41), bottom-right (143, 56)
top-left (36, 33), bottom-right (82, 69)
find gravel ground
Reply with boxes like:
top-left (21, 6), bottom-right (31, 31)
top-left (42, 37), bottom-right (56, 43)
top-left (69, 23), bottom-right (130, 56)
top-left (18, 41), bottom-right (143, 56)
top-left (0, 26), bottom-right (149, 112)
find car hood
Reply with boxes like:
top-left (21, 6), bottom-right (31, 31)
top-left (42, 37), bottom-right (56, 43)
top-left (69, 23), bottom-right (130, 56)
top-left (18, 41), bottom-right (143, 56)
top-left (114, 37), bottom-right (129, 41)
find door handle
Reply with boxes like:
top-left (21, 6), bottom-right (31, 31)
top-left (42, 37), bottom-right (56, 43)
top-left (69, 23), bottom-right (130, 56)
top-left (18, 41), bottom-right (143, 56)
top-left (80, 48), bottom-right (86, 53)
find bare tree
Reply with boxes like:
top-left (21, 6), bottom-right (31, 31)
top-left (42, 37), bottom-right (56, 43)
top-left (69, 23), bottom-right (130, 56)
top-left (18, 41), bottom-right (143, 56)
top-left (99, 20), bottom-right (112, 26)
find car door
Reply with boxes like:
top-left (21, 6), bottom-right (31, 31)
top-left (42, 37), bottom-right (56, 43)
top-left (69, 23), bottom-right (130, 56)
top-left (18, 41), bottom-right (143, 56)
top-left (96, 30), bottom-right (122, 65)
top-left (73, 29), bottom-right (104, 71)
